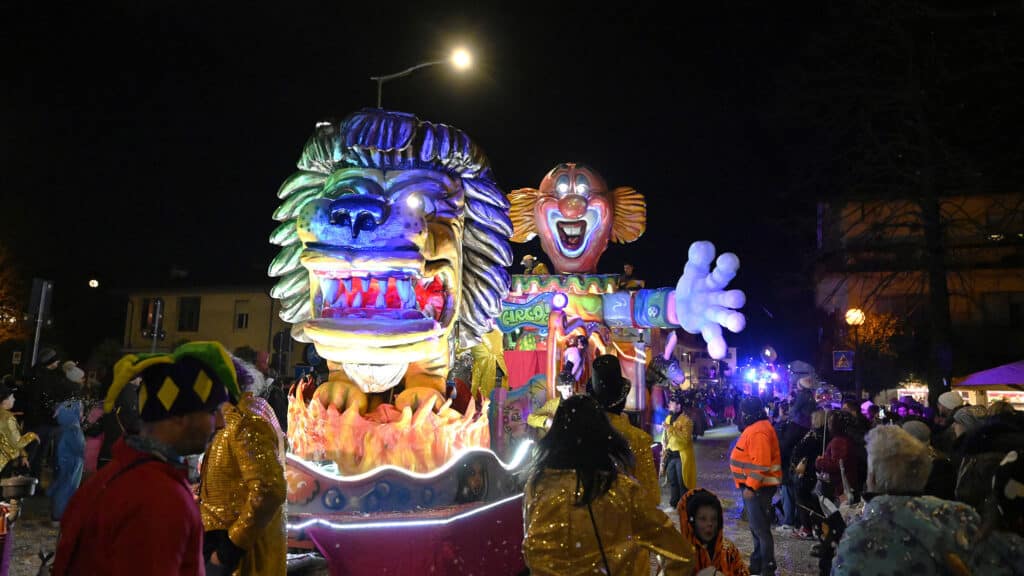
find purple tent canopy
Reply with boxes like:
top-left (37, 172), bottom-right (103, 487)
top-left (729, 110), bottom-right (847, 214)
top-left (955, 360), bottom-right (1024, 391)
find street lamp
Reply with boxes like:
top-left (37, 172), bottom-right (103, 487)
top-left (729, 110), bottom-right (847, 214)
top-left (845, 307), bottom-right (866, 398)
top-left (370, 47), bottom-right (473, 108)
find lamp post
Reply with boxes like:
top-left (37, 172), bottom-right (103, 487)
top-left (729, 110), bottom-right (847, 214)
top-left (845, 307), bottom-right (866, 398)
top-left (370, 48), bottom-right (472, 108)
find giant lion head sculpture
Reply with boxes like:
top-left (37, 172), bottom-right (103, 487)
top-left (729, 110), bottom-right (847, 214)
top-left (269, 109), bottom-right (512, 396)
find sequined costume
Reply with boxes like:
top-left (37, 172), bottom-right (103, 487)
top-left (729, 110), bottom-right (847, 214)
top-left (832, 495), bottom-right (981, 576)
top-left (199, 393), bottom-right (287, 576)
top-left (523, 469), bottom-right (694, 575)
top-left (663, 412), bottom-right (697, 491)
top-left (607, 412), bottom-right (660, 510)
top-left (0, 407), bottom-right (37, 472)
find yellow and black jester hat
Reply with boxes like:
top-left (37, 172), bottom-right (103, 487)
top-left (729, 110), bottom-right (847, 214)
top-left (105, 341), bottom-right (241, 422)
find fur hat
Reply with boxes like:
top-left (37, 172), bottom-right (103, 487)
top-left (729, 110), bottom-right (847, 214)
top-left (901, 420), bottom-right (932, 444)
top-left (866, 424), bottom-right (932, 493)
top-left (589, 354), bottom-right (631, 412)
top-left (938, 391), bottom-right (964, 411)
top-left (106, 341), bottom-right (240, 422)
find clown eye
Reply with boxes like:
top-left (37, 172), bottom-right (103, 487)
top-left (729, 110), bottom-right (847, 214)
top-left (575, 183), bottom-right (588, 194)
top-left (574, 175), bottom-right (590, 195)
top-left (555, 175), bottom-right (571, 196)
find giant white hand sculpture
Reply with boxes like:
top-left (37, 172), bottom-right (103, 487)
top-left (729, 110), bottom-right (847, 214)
top-left (674, 241), bottom-right (746, 359)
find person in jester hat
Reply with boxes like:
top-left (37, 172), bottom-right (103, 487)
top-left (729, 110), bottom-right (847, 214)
top-left (678, 488), bottom-right (750, 576)
top-left (53, 341), bottom-right (241, 576)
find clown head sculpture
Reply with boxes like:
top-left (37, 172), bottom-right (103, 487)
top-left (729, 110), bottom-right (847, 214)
top-left (509, 163), bottom-right (645, 274)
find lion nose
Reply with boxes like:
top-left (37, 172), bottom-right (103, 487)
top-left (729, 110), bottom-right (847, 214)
top-left (328, 196), bottom-right (387, 238)
top-left (558, 194), bottom-right (587, 219)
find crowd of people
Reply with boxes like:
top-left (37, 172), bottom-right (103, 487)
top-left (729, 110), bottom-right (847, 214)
top-left (3, 338), bottom-right (1023, 575)
top-left (0, 342), bottom-right (291, 575)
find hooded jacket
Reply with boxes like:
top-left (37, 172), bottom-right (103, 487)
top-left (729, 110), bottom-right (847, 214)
top-left (677, 489), bottom-right (749, 576)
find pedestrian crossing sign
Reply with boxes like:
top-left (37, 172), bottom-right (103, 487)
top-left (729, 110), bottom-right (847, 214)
top-left (833, 350), bottom-right (854, 371)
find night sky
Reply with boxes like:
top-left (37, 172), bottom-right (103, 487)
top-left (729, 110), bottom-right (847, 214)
top-left (8, 2), bottom-right (1011, 363)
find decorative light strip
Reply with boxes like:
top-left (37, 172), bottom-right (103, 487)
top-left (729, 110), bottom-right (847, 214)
top-left (287, 493), bottom-right (525, 531)
top-left (286, 439), bottom-right (535, 483)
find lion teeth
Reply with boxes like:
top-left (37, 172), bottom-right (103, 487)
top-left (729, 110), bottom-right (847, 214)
top-left (351, 292), bottom-right (363, 308)
top-left (342, 278), bottom-right (353, 292)
top-left (396, 279), bottom-right (414, 308)
top-left (320, 278), bottom-right (340, 307)
top-left (375, 289), bottom-right (386, 308)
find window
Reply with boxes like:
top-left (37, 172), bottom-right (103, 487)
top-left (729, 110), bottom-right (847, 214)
top-left (234, 300), bottom-right (250, 331)
top-left (178, 297), bottom-right (201, 332)
top-left (140, 298), bottom-right (151, 330)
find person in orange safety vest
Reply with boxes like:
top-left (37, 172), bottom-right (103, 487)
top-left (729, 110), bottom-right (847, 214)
top-left (729, 396), bottom-right (781, 576)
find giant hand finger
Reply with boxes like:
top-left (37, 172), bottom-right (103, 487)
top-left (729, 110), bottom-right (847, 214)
top-left (677, 241), bottom-right (716, 300)
top-left (704, 252), bottom-right (740, 292)
top-left (703, 305), bottom-right (747, 334)
top-left (701, 323), bottom-right (727, 359)
top-left (707, 289), bottom-right (746, 310)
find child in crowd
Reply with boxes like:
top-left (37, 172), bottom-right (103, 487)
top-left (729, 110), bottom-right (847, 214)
top-left (678, 488), bottom-right (750, 576)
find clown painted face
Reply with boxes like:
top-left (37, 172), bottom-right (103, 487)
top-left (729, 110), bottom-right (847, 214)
top-left (509, 163), bottom-right (645, 274)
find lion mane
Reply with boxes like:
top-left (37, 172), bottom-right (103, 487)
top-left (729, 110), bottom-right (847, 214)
top-left (268, 109), bottom-right (512, 346)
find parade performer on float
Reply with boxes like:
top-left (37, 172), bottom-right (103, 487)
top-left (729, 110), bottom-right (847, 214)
top-left (199, 356), bottom-right (286, 576)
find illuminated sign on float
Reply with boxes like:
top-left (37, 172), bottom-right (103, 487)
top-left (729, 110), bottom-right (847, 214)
top-left (498, 293), bottom-right (554, 331)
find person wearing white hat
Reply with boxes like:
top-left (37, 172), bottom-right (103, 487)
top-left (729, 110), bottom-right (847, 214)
top-left (933, 390), bottom-right (965, 455)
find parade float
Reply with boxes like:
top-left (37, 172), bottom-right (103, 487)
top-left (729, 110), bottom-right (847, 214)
top-left (498, 163), bottom-right (748, 436)
top-left (270, 109), bottom-right (747, 573)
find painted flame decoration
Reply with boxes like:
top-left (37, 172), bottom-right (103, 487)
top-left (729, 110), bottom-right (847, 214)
top-left (288, 378), bottom-right (490, 475)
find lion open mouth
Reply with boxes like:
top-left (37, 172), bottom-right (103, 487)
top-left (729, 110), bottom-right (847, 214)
top-left (312, 271), bottom-right (450, 324)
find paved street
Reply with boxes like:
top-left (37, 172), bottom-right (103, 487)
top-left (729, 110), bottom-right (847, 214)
top-left (6, 424), bottom-right (817, 575)
top-left (659, 424), bottom-right (818, 575)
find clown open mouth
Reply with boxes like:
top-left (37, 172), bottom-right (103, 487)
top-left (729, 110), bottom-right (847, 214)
top-left (556, 220), bottom-right (587, 250)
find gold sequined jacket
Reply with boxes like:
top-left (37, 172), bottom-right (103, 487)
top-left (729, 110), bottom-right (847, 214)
top-left (0, 408), bottom-right (37, 471)
top-left (524, 470), bottom-right (695, 576)
top-left (607, 412), bottom-right (660, 510)
top-left (200, 394), bottom-right (287, 576)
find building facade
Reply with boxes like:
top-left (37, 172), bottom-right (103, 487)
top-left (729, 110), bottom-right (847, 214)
top-left (815, 193), bottom-right (1024, 389)
top-left (122, 285), bottom-right (296, 372)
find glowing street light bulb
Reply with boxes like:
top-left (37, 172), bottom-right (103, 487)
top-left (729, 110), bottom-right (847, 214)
top-left (845, 307), bottom-right (865, 326)
top-left (450, 48), bottom-right (472, 70)
top-left (88, 279), bottom-right (100, 288)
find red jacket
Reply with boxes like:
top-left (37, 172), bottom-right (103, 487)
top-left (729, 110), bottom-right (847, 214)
top-left (815, 435), bottom-right (861, 498)
top-left (52, 438), bottom-right (205, 576)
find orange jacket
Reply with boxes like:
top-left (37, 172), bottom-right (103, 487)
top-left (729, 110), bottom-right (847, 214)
top-left (729, 419), bottom-right (781, 491)
top-left (677, 489), bottom-right (750, 576)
